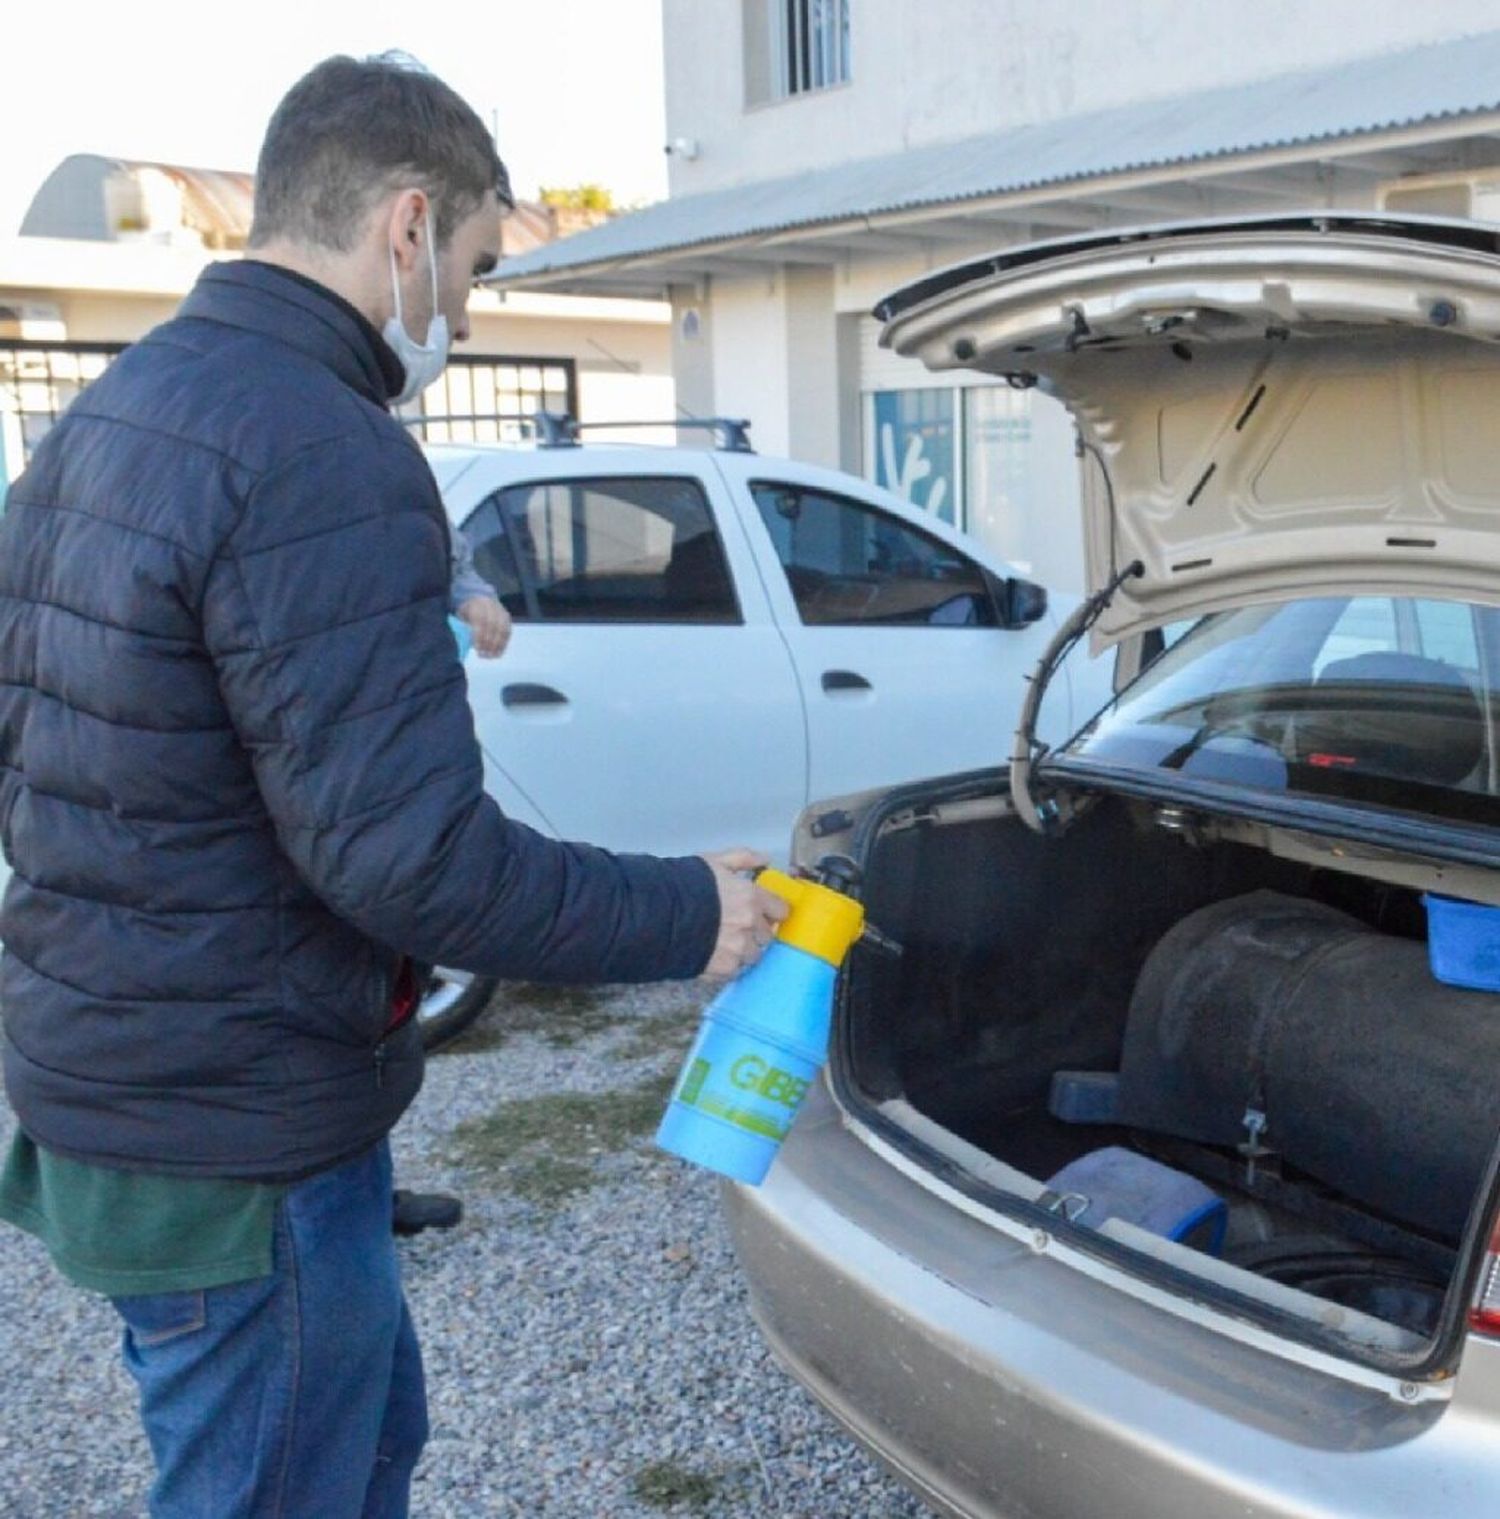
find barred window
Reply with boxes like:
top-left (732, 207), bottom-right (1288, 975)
top-left (744, 0), bottom-right (851, 104)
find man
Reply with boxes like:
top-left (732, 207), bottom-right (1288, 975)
top-left (0, 53), bottom-right (786, 1518)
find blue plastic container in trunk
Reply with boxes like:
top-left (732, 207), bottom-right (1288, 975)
top-left (1423, 894), bottom-right (1500, 992)
top-left (1045, 1147), bottom-right (1227, 1254)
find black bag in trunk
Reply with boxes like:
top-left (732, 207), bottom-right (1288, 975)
top-left (1117, 890), bottom-right (1500, 1243)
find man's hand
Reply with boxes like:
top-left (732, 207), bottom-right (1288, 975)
top-left (456, 595), bottom-right (512, 658)
top-left (700, 848), bottom-right (790, 979)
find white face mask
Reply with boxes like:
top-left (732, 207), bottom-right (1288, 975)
top-left (383, 207), bottom-right (450, 407)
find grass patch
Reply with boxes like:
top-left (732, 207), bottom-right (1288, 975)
top-left (498, 982), bottom-right (628, 1047)
top-left (497, 1153), bottom-right (597, 1207)
top-left (450, 1072), bottom-right (675, 1207)
top-left (433, 1013), bottom-right (508, 1056)
top-left (431, 982), bottom-right (627, 1056)
top-left (617, 1005), bottom-right (702, 1063)
top-left (631, 1460), bottom-right (720, 1511)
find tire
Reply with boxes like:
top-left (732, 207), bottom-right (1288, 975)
top-left (417, 966), bottom-right (498, 1052)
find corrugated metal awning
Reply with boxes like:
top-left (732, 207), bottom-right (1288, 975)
top-left (487, 28), bottom-right (1500, 296)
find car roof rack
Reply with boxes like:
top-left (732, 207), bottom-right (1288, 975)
top-left (398, 410), bottom-right (755, 453)
top-left (533, 411), bottom-right (755, 453)
top-left (400, 413), bottom-right (537, 428)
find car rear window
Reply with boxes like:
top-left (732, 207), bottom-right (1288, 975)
top-left (462, 475), bottom-right (740, 625)
top-left (1059, 596), bottom-right (1500, 827)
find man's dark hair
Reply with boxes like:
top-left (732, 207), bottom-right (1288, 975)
top-left (249, 53), bottom-right (513, 251)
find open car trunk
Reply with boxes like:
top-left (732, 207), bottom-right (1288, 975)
top-left (833, 775), bottom-right (1500, 1374)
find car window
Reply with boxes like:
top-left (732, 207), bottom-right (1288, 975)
top-left (1310, 597), bottom-right (1399, 675)
top-left (461, 476), bottom-right (740, 624)
top-left (1307, 597), bottom-right (1482, 676)
top-left (749, 481), bottom-right (997, 628)
top-left (1137, 617), bottom-right (1203, 670)
top-left (1416, 598), bottom-right (1481, 672)
top-left (1060, 595), bottom-right (1500, 829)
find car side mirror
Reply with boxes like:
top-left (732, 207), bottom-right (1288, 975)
top-left (990, 573), bottom-right (1048, 629)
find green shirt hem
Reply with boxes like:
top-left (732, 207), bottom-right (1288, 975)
top-left (0, 1190), bottom-right (276, 1296)
top-left (0, 1132), bottom-right (283, 1299)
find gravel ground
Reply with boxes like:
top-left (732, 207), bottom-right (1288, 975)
top-left (0, 981), bottom-right (932, 1518)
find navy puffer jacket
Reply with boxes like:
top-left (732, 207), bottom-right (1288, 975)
top-left (0, 261), bottom-right (719, 1180)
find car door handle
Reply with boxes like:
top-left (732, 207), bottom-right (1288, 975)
top-left (502, 683), bottom-right (569, 709)
top-left (821, 670), bottom-right (872, 693)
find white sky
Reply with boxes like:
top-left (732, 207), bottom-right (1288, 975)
top-left (2, 0), bottom-right (667, 235)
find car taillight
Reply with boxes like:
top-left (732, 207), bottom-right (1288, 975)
top-left (1469, 1219), bottom-right (1500, 1335)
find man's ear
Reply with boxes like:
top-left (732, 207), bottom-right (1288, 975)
top-left (385, 188), bottom-right (430, 272)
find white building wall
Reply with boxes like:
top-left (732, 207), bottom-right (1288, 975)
top-left (462, 292), bottom-right (673, 417)
top-left (670, 288), bottom-right (716, 420)
top-left (784, 267), bottom-right (844, 469)
top-left (665, 0), bottom-right (1500, 195)
top-left (575, 369), bottom-right (678, 443)
top-left (709, 273), bottom-right (792, 455)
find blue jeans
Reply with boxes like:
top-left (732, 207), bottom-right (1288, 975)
top-left (111, 1142), bottom-right (427, 1518)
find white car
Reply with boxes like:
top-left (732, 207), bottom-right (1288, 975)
top-left (415, 433), bottom-right (1098, 1040)
top-left (432, 435), bottom-right (1087, 857)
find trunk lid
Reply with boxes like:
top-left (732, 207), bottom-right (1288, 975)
top-left (877, 214), bottom-right (1500, 643)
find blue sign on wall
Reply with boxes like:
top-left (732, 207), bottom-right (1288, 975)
top-left (873, 389), bottom-right (956, 524)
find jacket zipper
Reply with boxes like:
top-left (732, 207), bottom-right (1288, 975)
top-left (373, 956), bottom-right (419, 1086)
top-left (372, 960), bottom-right (392, 1087)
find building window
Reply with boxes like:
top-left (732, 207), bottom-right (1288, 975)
top-left (0, 342), bottom-right (125, 487)
top-left (0, 346), bottom-right (578, 490)
top-left (397, 355), bottom-right (577, 445)
top-left (745, 0), bottom-right (851, 104)
top-left (864, 381), bottom-right (1086, 595)
top-left (871, 389), bottom-right (957, 524)
top-left (462, 476), bottom-right (740, 625)
top-left (963, 386), bottom-right (1038, 571)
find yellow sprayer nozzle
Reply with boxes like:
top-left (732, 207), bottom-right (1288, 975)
top-left (756, 867), bottom-right (866, 969)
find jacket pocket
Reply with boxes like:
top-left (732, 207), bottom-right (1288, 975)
top-left (111, 1288), bottom-right (207, 1348)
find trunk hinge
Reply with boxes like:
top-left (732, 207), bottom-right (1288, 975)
top-left (1010, 558), bottom-right (1143, 835)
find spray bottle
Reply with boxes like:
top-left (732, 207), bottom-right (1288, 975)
top-left (656, 855), bottom-right (898, 1185)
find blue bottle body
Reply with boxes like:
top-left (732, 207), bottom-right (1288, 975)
top-left (655, 941), bottom-right (837, 1185)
